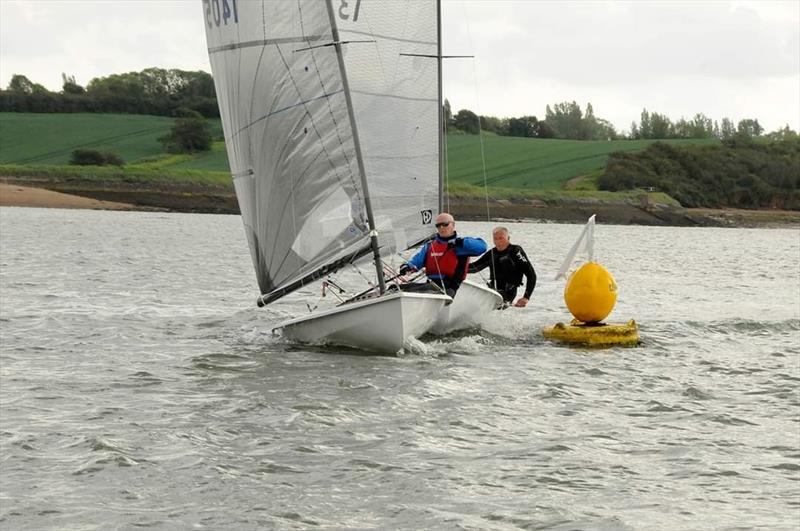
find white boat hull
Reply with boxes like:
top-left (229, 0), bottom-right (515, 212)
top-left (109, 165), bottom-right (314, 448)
top-left (277, 291), bottom-right (451, 353)
top-left (429, 279), bottom-right (503, 335)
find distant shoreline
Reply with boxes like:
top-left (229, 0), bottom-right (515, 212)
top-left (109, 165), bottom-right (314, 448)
top-left (2, 180), bottom-right (798, 229)
top-left (0, 183), bottom-right (143, 211)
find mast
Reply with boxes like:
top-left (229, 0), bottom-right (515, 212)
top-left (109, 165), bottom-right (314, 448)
top-left (325, 0), bottom-right (386, 295)
top-left (437, 0), bottom-right (443, 214)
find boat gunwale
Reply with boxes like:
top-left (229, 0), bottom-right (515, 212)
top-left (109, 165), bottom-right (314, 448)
top-left (275, 290), bottom-right (452, 330)
top-left (459, 278), bottom-right (504, 303)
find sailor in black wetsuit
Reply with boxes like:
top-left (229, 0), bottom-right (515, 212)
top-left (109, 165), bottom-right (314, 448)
top-left (468, 226), bottom-right (537, 307)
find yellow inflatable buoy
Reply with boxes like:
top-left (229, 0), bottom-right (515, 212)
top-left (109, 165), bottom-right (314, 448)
top-left (564, 262), bottom-right (617, 323)
top-left (544, 217), bottom-right (639, 347)
top-left (542, 319), bottom-right (640, 347)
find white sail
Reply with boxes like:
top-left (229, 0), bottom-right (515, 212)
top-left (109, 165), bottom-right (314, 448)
top-left (337, 0), bottom-right (440, 253)
top-left (555, 214), bottom-right (596, 280)
top-left (203, 0), bottom-right (371, 299)
top-left (203, 0), bottom-right (440, 302)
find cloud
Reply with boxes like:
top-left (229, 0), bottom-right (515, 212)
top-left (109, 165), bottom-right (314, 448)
top-left (0, 0), bottom-right (209, 89)
top-left (1, 0), bottom-right (797, 131)
top-left (445, 1), bottom-right (798, 82)
top-left (441, 0), bottom-right (800, 131)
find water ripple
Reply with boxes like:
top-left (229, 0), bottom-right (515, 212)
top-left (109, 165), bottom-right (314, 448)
top-left (1, 209), bottom-right (799, 530)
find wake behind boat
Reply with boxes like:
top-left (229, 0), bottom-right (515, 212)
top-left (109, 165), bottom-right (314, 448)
top-left (203, 0), bottom-right (458, 352)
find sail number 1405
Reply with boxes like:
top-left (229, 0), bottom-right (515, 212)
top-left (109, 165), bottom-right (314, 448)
top-left (203, 0), bottom-right (238, 28)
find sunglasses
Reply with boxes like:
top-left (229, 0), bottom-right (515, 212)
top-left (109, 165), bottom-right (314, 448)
top-left (435, 222), bottom-right (452, 228)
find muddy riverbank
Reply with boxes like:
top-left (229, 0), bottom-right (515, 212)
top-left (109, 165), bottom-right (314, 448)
top-left (2, 178), bottom-right (798, 228)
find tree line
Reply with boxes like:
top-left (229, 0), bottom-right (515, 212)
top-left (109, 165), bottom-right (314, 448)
top-left (1, 72), bottom-right (605, 140)
top-left (445, 99), bottom-right (794, 142)
top-left (629, 110), bottom-right (773, 141)
top-left (0, 69), bottom-right (219, 117)
top-left (445, 99), bottom-right (618, 140)
top-left (3, 70), bottom-right (795, 145)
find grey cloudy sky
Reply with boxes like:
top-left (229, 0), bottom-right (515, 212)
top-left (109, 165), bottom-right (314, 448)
top-left (1, 0), bottom-right (798, 133)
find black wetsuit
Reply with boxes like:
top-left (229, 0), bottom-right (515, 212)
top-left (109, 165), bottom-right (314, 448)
top-left (468, 244), bottom-right (537, 303)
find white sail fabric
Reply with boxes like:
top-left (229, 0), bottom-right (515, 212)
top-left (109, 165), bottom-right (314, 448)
top-left (337, 0), bottom-right (440, 254)
top-left (203, 0), bottom-right (440, 301)
top-left (203, 0), bottom-right (371, 296)
top-left (555, 214), bottom-right (596, 280)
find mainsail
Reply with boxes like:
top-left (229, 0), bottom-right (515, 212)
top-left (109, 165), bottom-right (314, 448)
top-left (203, 0), bottom-right (439, 303)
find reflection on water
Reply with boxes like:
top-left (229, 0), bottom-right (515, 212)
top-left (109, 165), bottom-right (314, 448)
top-left (1, 207), bottom-right (798, 530)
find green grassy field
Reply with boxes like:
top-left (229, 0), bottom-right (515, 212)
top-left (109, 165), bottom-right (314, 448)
top-left (0, 113), bottom-right (173, 165)
top-left (445, 133), bottom-right (719, 190)
top-left (0, 113), bottom-right (224, 166)
top-left (171, 140), bottom-right (230, 171)
top-left (0, 112), bottom-right (718, 191)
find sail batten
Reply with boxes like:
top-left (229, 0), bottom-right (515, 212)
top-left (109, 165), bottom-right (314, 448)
top-left (350, 90), bottom-right (437, 103)
top-left (208, 35), bottom-right (327, 54)
top-left (340, 28), bottom-right (437, 46)
top-left (203, 0), bottom-right (439, 304)
top-left (234, 89), bottom-right (346, 136)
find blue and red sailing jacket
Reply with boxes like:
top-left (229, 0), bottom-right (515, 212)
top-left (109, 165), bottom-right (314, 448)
top-left (406, 232), bottom-right (487, 282)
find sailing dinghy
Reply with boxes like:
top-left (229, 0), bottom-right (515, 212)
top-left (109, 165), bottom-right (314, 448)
top-left (203, 0), bottom-right (458, 352)
top-left (429, 279), bottom-right (503, 335)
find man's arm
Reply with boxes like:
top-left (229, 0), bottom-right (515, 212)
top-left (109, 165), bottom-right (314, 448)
top-left (467, 250), bottom-right (491, 274)
top-left (404, 242), bottom-right (430, 271)
top-left (514, 246), bottom-right (537, 299)
top-left (455, 237), bottom-right (487, 257)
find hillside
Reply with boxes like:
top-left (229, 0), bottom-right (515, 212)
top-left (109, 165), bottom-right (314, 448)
top-left (5, 112), bottom-right (794, 226)
top-left (598, 139), bottom-right (800, 209)
top-left (444, 134), bottom-right (719, 190)
top-left (0, 113), bottom-right (224, 166)
top-left (0, 112), bottom-right (718, 190)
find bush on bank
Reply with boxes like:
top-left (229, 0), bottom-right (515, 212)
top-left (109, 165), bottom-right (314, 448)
top-left (598, 138), bottom-right (800, 209)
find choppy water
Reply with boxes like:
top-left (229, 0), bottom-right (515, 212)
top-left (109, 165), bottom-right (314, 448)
top-left (1, 207), bottom-right (798, 530)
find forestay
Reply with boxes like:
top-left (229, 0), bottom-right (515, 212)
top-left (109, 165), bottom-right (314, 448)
top-left (203, 0), bottom-right (439, 303)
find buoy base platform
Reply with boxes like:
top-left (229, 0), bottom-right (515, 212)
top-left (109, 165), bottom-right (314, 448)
top-left (542, 319), bottom-right (640, 347)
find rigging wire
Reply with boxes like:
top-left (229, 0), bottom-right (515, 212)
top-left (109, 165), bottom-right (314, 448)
top-left (459, 2), bottom-right (491, 224)
top-left (472, 72), bottom-right (495, 290)
top-left (461, 0), bottom-right (495, 290)
top-left (473, 74), bottom-right (491, 225)
top-left (443, 106), bottom-right (450, 212)
top-left (350, 262), bottom-right (376, 291)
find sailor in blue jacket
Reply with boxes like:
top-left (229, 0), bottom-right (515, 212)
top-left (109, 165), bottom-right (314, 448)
top-left (399, 213), bottom-right (487, 297)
